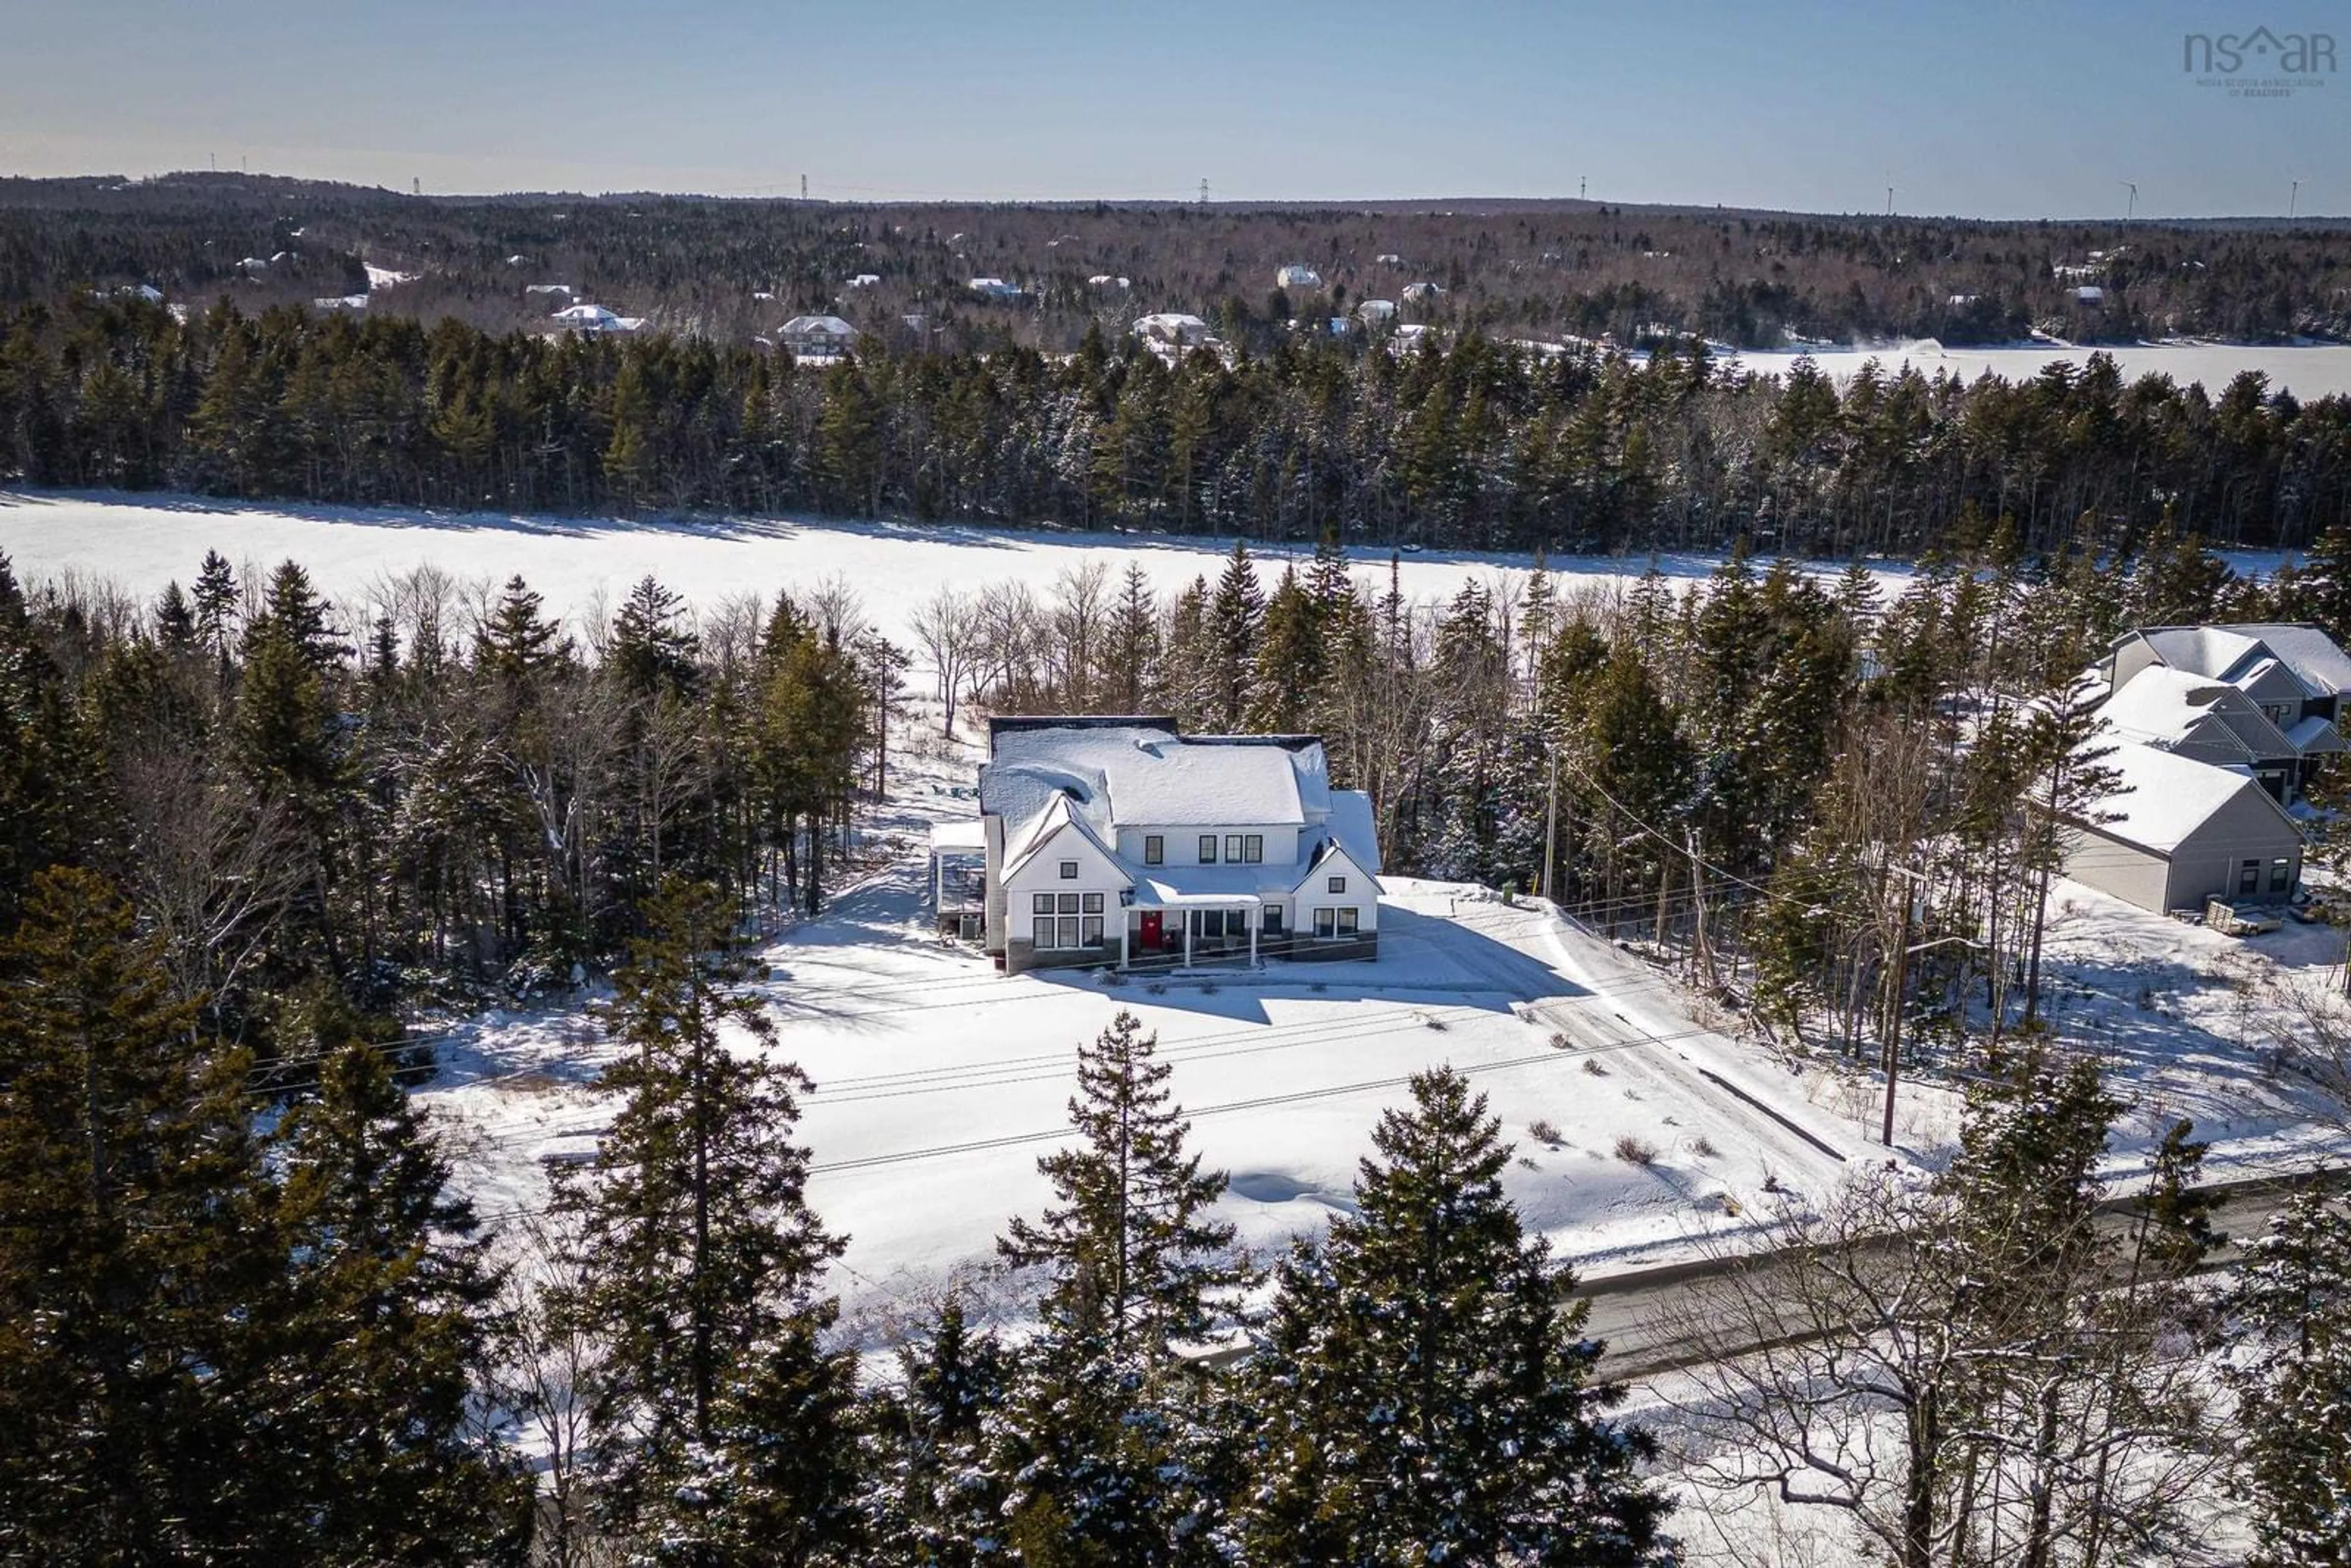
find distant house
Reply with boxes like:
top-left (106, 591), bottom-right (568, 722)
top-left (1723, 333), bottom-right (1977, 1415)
top-left (550, 302), bottom-right (639, 334)
top-left (844, 273), bottom-right (882, 289)
top-left (779, 313), bottom-right (859, 356)
top-left (2063, 740), bottom-right (2304, 914)
top-left (968, 277), bottom-right (1022, 299)
top-left (1402, 281), bottom-right (1445, 305)
top-left (1276, 264), bottom-right (1324, 291)
top-left (2073, 285), bottom-right (2105, 305)
top-left (1089, 274), bottom-right (1131, 290)
top-left (969, 718), bottom-right (1382, 975)
top-left (1131, 312), bottom-right (1212, 347)
top-left (103, 283), bottom-right (165, 304)
top-left (1357, 298), bottom-right (1398, 322)
top-left (525, 283), bottom-right (576, 306)
top-left (235, 256), bottom-right (271, 274)
top-left (1374, 252), bottom-right (1404, 266)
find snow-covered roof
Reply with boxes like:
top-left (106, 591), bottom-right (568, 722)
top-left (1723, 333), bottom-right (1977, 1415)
top-left (1328, 789), bottom-right (1382, 874)
top-left (2127, 623), bottom-right (2351, 700)
top-left (2097, 666), bottom-right (2297, 758)
top-left (845, 273), bottom-right (881, 288)
top-left (929, 819), bottom-right (986, 852)
top-left (781, 313), bottom-right (857, 337)
top-left (552, 302), bottom-right (617, 324)
top-left (1000, 791), bottom-right (1130, 883)
top-left (2078, 740), bottom-right (2290, 855)
top-left (984, 723), bottom-right (1308, 837)
top-left (1132, 312), bottom-right (1209, 339)
top-left (1276, 264), bottom-right (1323, 289)
top-left (1357, 298), bottom-right (1398, 320)
top-left (1402, 281), bottom-right (1445, 302)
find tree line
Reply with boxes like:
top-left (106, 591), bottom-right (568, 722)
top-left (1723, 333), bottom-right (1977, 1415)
top-left (10, 293), bottom-right (2351, 559)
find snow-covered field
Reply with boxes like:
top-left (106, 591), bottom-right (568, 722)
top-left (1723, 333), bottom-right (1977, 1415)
top-left (0, 490), bottom-right (1890, 650)
top-left (1727, 340), bottom-right (2351, 400)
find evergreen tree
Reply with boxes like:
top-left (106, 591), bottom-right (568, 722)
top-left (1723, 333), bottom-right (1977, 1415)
top-left (1237, 1067), bottom-right (1672, 1566)
top-left (2229, 1186), bottom-right (2351, 1567)
top-left (268, 1041), bottom-right (528, 1561)
top-left (558, 877), bottom-right (856, 1566)
top-left (989, 1010), bottom-right (1248, 1565)
top-left (0, 867), bottom-right (277, 1559)
top-left (861, 1294), bottom-right (1011, 1567)
top-left (191, 548), bottom-right (239, 673)
top-left (1203, 541), bottom-right (1264, 730)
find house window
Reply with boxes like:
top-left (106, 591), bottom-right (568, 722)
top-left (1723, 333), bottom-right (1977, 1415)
top-left (1199, 835), bottom-right (1218, 864)
top-left (1144, 835), bottom-right (1164, 865)
top-left (1245, 835), bottom-right (1263, 863)
top-left (1225, 834), bottom-right (1245, 863)
top-left (1082, 916), bottom-right (1105, 946)
top-left (1336, 907), bottom-right (1359, 936)
top-left (1262, 906), bottom-right (1285, 936)
top-left (1058, 893), bottom-right (1081, 914)
top-left (1060, 860), bottom-right (1079, 880)
top-left (1059, 917), bottom-right (1081, 948)
top-left (1032, 893), bottom-right (1054, 915)
top-left (2238, 860), bottom-right (2260, 896)
top-left (2271, 858), bottom-right (2293, 894)
top-left (1328, 875), bottom-right (1347, 895)
top-left (1082, 893), bottom-right (1103, 913)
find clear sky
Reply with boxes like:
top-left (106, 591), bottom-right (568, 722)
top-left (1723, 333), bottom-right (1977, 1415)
top-left (2, 1), bottom-right (2344, 217)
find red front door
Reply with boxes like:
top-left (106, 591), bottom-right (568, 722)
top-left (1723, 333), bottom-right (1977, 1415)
top-left (1139, 912), bottom-right (1164, 950)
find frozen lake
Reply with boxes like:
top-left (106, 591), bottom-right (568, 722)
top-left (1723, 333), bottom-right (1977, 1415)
top-left (1724, 341), bottom-right (2351, 400)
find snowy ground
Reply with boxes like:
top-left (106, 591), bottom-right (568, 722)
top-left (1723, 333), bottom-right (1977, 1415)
top-left (0, 490), bottom-right (1907, 651)
top-left (416, 728), bottom-right (1883, 1341)
top-left (1723, 339), bottom-right (2351, 401)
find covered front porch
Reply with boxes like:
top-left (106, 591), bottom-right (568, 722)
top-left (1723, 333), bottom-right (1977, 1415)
top-left (1125, 890), bottom-right (1268, 971)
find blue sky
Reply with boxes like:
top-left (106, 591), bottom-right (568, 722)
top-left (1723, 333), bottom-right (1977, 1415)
top-left (3, 1), bottom-right (2344, 216)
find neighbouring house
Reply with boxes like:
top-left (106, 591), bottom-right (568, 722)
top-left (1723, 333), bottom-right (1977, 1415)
top-left (1357, 298), bottom-right (1398, 322)
top-left (844, 272), bottom-right (881, 288)
top-left (1089, 274), bottom-right (1131, 290)
top-left (1131, 312), bottom-right (1212, 347)
top-left (2073, 285), bottom-right (2105, 306)
top-left (550, 302), bottom-right (639, 334)
top-left (1276, 264), bottom-right (1324, 291)
top-left (2097, 623), bottom-right (2351, 803)
top-left (1401, 280), bottom-right (1445, 305)
top-left (525, 283), bottom-right (576, 304)
top-left (970, 717), bottom-right (1382, 975)
top-left (779, 313), bottom-right (859, 356)
top-left (2062, 740), bottom-right (2304, 914)
top-left (968, 277), bottom-right (1022, 299)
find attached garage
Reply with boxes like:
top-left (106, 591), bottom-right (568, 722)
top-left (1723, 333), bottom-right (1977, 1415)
top-left (2062, 740), bottom-right (2304, 915)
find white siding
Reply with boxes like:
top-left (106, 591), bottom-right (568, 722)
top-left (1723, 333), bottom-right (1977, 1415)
top-left (1002, 824), bottom-right (1128, 945)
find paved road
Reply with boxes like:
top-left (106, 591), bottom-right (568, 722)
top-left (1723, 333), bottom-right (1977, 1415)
top-left (1580, 1170), bottom-right (2345, 1380)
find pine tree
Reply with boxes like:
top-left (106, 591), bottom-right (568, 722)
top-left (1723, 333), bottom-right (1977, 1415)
top-left (2228, 1186), bottom-right (2351, 1567)
top-left (1237, 1067), bottom-right (1672, 1566)
top-left (611, 575), bottom-right (701, 699)
top-left (558, 877), bottom-right (855, 1566)
top-left (475, 572), bottom-right (569, 684)
top-left (267, 1042), bottom-right (528, 1561)
top-left (0, 867), bottom-right (277, 1559)
top-left (191, 547), bottom-right (240, 676)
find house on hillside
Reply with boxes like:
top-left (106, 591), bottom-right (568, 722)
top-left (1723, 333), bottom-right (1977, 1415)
top-left (2062, 740), bottom-right (2304, 914)
top-left (1276, 264), bottom-right (1324, 291)
top-left (779, 313), bottom-right (858, 356)
top-left (969, 717), bottom-right (1382, 975)
top-left (968, 277), bottom-right (1022, 299)
top-left (1131, 312), bottom-right (1212, 347)
top-left (550, 302), bottom-right (639, 334)
top-left (2096, 623), bottom-right (2351, 803)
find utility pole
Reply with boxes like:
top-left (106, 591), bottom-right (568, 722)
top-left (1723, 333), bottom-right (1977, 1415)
top-left (2123, 180), bottom-right (2137, 220)
top-left (801, 173), bottom-right (809, 201)
top-left (1885, 184), bottom-right (1895, 216)
top-left (1198, 178), bottom-right (1209, 206)
top-left (1542, 746), bottom-right (1560, 902)
top-left (2290, 178), bottom-right (2301, 218)
top-left (1578, 174), bottom-right (1586, 200)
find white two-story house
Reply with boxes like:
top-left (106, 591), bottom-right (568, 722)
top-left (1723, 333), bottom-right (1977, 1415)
top-left (961, 717), bottom-right (1382, 975)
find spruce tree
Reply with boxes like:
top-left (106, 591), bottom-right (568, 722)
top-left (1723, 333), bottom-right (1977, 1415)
top-left (558, 877), bottom-right (855, 1566)
top-left (267, 1041), bottom-right (528, 1561)
top-left (861, 1294), bottom-right (1011, 1567)
top-left (1237, 1067), bottom-right (1672, 1566)
top-left (990, 1010), bottom-right (1248, 1565)
top-left (0, 867), bottom-right (276, 1560)
top-left (1204, 541), bottom-right (1263, 730)
top-left (2228, 1186), bottom-right (2351, 1567)
top-left (191, 548), bottom-right (240, 675)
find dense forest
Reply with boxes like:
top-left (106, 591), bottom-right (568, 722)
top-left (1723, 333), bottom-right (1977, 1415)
top-left (9, 509), bottom-right (2351, 1561)
top-left (7, 171), bottom-right (2351, 348)
top-left (9, 291), bottom-right (2351, 557)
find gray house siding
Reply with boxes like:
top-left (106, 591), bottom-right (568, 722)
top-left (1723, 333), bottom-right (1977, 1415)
top-left (2062, 825), bottom-right (2173, 912)
top-left (2165, 790), bottom-right (2303, 907)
